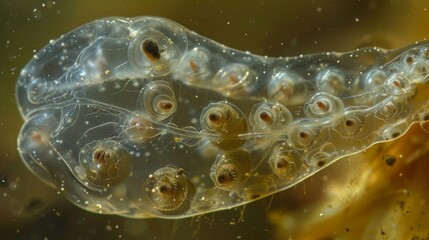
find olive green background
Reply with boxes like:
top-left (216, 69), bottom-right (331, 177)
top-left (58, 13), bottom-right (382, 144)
top-left (1, 0), bottom-right (428, 239)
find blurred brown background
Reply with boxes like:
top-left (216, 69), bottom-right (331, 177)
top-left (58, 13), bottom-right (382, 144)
top-left (1, 0), bottom-right (429, 239)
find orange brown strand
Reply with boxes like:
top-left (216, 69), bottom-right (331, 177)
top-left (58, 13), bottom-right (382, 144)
top-left (31, 131), bottom-right (43, 142)
top-left (316, 100), bottom-right (328, 110)
top-left (229, 74), bottom-right (239, 84)
top-left (158, 100), bottom-right (173, 111)
top-left (259, 111), bottom-right (272, 124)
top-left (393, 80), bottom-right (401, 87)
top-left (189, 59), bottom-right (198, 71)
top-left (93, 149), bottom-right (108, 165)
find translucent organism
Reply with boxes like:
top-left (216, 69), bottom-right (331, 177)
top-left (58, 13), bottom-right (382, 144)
top-left (15, 16), bottom-right (429, 219)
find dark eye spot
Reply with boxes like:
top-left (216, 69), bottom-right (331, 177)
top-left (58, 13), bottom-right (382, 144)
top-left (299, 131), bottom-right (309, 139)
top-left (208, 113), bottom-right (221, 123)
top-left (406, 56), bottom-right (414, 64)
top-left (159, 184), bottom-right (170, 193)
top-left (345, 119), bottom-right (355, 127)
top-left (391, 131), bottom-right (400, 139)
top-left (276, 159), bottom-right (287, 169)
top-left (217, 170), bottom-right (234, 184)
top-left (142, 39), bottom-right (162, 61)
top-left (217, 173), bottom-right (227, 183)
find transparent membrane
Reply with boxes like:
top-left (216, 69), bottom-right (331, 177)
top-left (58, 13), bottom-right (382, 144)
top-left (15, 16), bottom-right (429, 219)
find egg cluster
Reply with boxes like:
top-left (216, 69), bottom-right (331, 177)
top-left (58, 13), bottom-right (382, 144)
top-left (16, 17), bottom-right (429, 218)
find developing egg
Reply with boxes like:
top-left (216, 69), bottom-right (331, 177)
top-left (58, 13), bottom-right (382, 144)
top-left (79, 140), bottom-right (133, 187)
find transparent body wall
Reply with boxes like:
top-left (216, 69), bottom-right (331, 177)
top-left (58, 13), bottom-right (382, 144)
top-left (15, 16), bottom-right (429, 219)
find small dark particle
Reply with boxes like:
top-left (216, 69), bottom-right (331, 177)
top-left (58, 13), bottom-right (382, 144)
top-left (383, 154), bottom-right (396, 167)
top-left (346, 228), bottom-right (350, 232)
